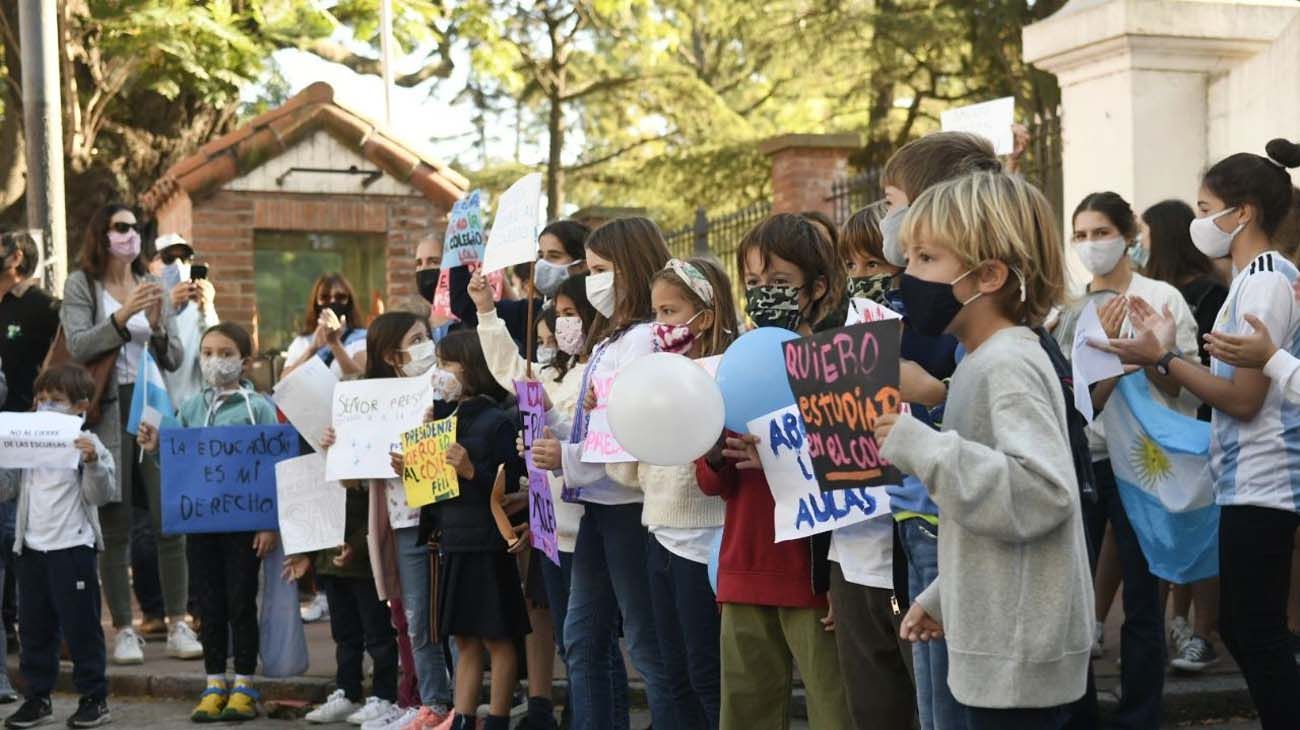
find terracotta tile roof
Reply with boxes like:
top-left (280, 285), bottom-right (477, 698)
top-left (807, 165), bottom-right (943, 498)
top-left (140, 81), bottom-right (468, 211)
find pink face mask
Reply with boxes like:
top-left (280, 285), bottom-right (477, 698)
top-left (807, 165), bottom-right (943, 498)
top-left (107, 229), bottom-right (141, 259)
top-left (652, 311), bottom-right (704, 355)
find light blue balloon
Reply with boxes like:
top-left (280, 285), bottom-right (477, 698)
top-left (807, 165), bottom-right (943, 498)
top-left (707, 528), bottom-right (723, 596)
top-left (716, 327), bottom-right (799, 432)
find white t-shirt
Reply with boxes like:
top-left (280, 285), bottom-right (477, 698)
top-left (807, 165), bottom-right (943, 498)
top-left (1210, 251), bottom-right (1300, 513)
top-left (384, 478), bottom-right (420, 530)
top-left (651, 526), bottom-right (722, 565)
top-left (101, 291), bottom-right (151, 386)
top-left (286, 334), bottom-right (367, 381)
top-left (827, 517), bottom-right (894, 589)
top-left (24, 467), bottom-right (95, 552)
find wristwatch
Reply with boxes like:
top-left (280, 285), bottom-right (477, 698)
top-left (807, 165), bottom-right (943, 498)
top-left (1155, 351), bottom-right (1179, 376)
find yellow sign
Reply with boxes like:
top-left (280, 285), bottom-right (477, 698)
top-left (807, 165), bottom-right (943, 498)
top-left (400, 415), bottom-right (459, 508)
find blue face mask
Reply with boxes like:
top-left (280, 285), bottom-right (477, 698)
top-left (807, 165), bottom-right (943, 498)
top-left (1127, 238), bottom-right (1150, 269)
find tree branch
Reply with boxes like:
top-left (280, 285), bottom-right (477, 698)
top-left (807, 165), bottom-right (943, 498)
top-left (306, 39), bottom-right (454, 86)
top-left (564, 132), bottom-right (673, 173)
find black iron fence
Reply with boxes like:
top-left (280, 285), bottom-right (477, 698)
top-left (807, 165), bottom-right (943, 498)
top-left (663, 200), bottom-right (772, 296)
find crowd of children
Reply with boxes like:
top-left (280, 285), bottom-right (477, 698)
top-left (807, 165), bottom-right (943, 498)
top-left (1, 130), bottom-right (1299, 730)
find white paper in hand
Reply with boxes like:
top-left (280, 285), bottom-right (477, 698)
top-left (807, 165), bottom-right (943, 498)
top-left (275, 453), bottom-right (346, 555)
top-left (272, 357), bottom-right (338, 452)
top-left (482, 173), bottom-right (543, 273)
top-left (1071, 299), bottom-right (1125, 423)
top-left (0, 412), bottom-right (83, 470)
top-left (940, 97), bottom-right (1015, 155)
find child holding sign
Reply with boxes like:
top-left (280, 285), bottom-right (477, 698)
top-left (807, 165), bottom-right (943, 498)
top-left (876, 172), bottom-right (1092, 728)
top-left (137, 323), bottom-right (280, 723)
top-left (0, 364), bottom-right (116, 729)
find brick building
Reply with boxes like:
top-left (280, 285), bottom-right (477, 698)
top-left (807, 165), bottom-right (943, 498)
top-left (140, 82), bottom-right (467, 354)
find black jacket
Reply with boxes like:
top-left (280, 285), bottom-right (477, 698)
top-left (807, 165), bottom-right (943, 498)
top-left (418, 394), bottom-right (523, 552)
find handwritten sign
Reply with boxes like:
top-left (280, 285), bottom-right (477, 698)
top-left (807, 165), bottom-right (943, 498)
top-left (846, 298), bottom-right (902, 326)
top-left (581, 356), bottom-right (635, 463)
top-left (515, 379), bottom-right (546, 450)
top-left (746, 405), bottom-right (891, 541)
top-left (783, 320), bottom-right (903, 491)
top-left (399, 416), bottom-right (459, 507)
top-left (0, 412), bottom-right (82, 470)
top-left (326, 376), bottom-right (432, 481)
top-left (275, 453), bottom-right (346, 555)
top-left (482, 172), bottom-right (542, 273)
top-left (940, 96), bottom-right (1015, 155)
top-left (442, 190), bottom-right (485, 269)
top-left (526, 454), bottom-right (560, 565)
top-left (431, 263), bottom-right (507, 321)
top-left (272, 356), bottom-right (338, 452)
top-left (160, 424), bottom-right (299, 534)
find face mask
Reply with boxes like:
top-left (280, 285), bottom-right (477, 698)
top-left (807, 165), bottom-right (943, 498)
top-left (108, 229), bottom-right (141, 259)
top-left (652, 311), bottom-right (704, 355)
top-left (898, 270), bottom-right (979, 337)
top-left (416, 268), bottom-right (440, 303)
top-left (400, 339), bottom-right (436, 377)
top-left (36, 401), bottom-right (81, 418)
top-left (326, 301), bottom-right (350, 324)
top-left (1128, 238), bottom-right (1150, 269)
top-left (535, 344), bottom-right (558, 365)
top-left (429, 367), bottom-right (463, 402)
top-left (586, 272), bottom-right (616, 318)
top-left (1074, 236), bottom-right (1127, 276)
top-left (534, 259), bottom-right (573, 297)
top-left (847, 274), bottom-right (894, 305)
top-left (200, 356), bottom-right (244, 387)
top-left (881, 205), bottom-right (909, 267)
top-left (555, 316), bottom-right (584, 355)
top-left (1189, 207), bottom-right (1243, 259)
top-left (746, 285), bottom-right (804, 331)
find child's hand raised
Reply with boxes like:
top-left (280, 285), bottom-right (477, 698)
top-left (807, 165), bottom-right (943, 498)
top-left (136, 423), bottom-right (159, 453)
top-left (74, 436), bottom-right (98, 464)
top-left (468, 270), bottom-right (495, 314)
top-left (253, 531), bottom-right (279, 558)
top-left (445, 443), bottom-right (474, 479)
top-left (320, 426), bottom-right (336, 450)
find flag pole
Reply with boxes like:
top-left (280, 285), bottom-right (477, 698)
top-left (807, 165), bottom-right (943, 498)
top-left (379, 0), bottom-right (394, 125)
top-left (525, 261), bottom-right (536, 380)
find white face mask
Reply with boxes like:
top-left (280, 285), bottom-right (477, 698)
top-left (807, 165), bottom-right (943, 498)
top-left (200, 356), bottom-right (244, 388)
top-left (1189, 207), bottom-right (1243, 259)
top-left (555, 316), bottom-right (584, 355)
top-left (533, 259), bottom-right (576, 297)
top-left (881, 204), bottom-right (909, 267)
top-left (585, 271), bottom-right (616, 318)
top-left (1074, 236), bottom-right (1128, 276)
top-left (535, 344), bottom-right (558, 365)
top-left (429, 367), bottom-right (463, 402)
top-left (400, 339), bottom-right (436, 377)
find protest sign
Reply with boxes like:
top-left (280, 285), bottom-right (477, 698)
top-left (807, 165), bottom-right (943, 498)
top-left (846, 298), bottom-right (902, 326)
top-left (275, 453), bottom-right (346, 555)
top-left (0, 412), bottom-right (82, 470)
top-left (581, 353), bottom-right (635, 463)
top-left (271, 356), bottom-right (338, 452)
top-left (399, 415), bottom-right (459, 507)
top-left (746, 405), bottom-right (891, 541)
top-left (442, 190), bottom-right (486, 269)
top-left (526, 454), bottom-right (560, 565)
top-left (326, 376), bottom-right (432, 481)
top-left (482, 173), bottom-right (542, 273)
top-left (783, 320), bottom-right (903, 491)
top-left (514, 379), bottom-right (545, 450)
top-left (941, 96), bottom-right (1015, 155)
top-left (160, 424), bottom-right (299, 534)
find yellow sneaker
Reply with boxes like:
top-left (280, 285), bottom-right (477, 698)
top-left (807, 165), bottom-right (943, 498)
top-left (190, 683), bottom-right (227, 723)
top-left (220, 683), bottom-right (259, 722)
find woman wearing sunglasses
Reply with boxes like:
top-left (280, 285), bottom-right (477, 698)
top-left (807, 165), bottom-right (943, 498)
top-left (280, 272), bottom-right (368, 379)
top-left (59, 203), bottom-right (201, 667)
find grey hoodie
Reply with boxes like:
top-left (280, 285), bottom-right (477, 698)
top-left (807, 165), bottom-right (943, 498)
top-left (881, 326), bottom-right (1093, 709)
top-left (0, 431), bottom-right (118, 554)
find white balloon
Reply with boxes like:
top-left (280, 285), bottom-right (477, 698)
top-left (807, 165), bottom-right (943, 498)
top-left (607, 352), bottom-right (725, 466)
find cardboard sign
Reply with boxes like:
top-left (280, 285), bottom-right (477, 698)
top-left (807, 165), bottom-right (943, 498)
top-left (746, 405), bottom-right (891, 541)
top-left (442, 190), bottom-right (486, 269)
top-left (515, 379), bottom-right (546, 450)
top-left (783, 320), bottom-right (903, 491)
top-left (846, 298), bottom-right (902, 326)
top-left (399, 415), bottom-right (460, 507)
top-left (482, 173), bottom-right (542, 273)
top-left (526, 454), bottom-right (560, 565)
top-left (0, 412), bottom-right (82, 470)
top-left (160, 424), bottom-right (299, 534)
top-left (271, 356), bottom-right (339, 452)
top-left (325, 376), bottom-right (432, 481)
top-left (431, 263), bottom-right (507, 321)
top-left (275, 453), bottom-right (346, 555)
top-left (940, 96), bottom-right (1015, 155)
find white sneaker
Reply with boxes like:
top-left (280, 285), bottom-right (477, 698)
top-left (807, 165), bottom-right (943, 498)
top-left (166, 620), bottom-right (203, 659)
top-left (301, 593), bottom-right (329, 623)
top-left (1091, 620), bottom-right (1104, 658)
top-left (307, 690), bottom-right (361, 724)
top-left (347, 697), bottom-right (395, 725)
top-left (111, 627), bottom-right (145, 665)
top-left (362, 705), bottom-right (415, 730)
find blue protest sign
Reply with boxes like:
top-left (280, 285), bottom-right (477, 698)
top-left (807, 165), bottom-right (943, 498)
top-left (442, 190), bottom-right (485, 269)
top-left (160, 424), bottom-right (299, 534)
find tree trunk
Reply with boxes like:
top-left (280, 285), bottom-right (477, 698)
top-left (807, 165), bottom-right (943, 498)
top-left (546, 86), bottom-right (564, 220)
top-left (0, 95), bottom-right (27, 214)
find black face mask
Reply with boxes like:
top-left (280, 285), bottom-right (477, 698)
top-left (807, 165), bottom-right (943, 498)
top-left (897, 271), bottom-right (976, 337)
top-left (326, 301), bottom-right (351, 324)
top-left (417, 268), bottom-right (440, 303)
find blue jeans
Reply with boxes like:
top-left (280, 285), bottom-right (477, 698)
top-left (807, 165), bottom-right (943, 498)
top-left (899, 518), bottom-right (966, 730)
top-left (394, 527), bottom-right (452, 707)
top-left (647, 535), bottom-right (720, 730)
top-left (564, 503), bottom-right (675, 730)
top-left (542, 550), bottom-right (629, 729)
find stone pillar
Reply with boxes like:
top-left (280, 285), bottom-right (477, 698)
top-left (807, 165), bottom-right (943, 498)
top-left (760, 133), bottom-right (861, 217)
top-left (1023, 0), bottom-right (1298, 223)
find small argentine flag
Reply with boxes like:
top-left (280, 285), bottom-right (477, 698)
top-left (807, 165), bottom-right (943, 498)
top-left (126, 350), bottom-right (179, 436)
top-left (1102, 371), bottom-right (1218, 584)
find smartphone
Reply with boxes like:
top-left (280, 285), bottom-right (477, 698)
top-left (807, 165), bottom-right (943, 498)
top-left (190, 264), bottom-right (208, 280)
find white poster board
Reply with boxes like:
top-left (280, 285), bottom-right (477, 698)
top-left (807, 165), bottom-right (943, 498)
top-left (482, 172), bottom-right (543, 273)
top-left (276, 453), bottom-right (347, 555)
top-left (0, 412), bottom-right (82, 470)
top-left (325, 376), bottom-right (432, 480)
top-left (272, 357), bottom-right (339, 452)
top-left (940, 96), bottom-right (1015, 155)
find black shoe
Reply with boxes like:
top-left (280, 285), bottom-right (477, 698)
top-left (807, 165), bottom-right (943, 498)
top-left (65, 697), bottom-right (110, 728)
top-left (4, 698), bottom-right (52, 729)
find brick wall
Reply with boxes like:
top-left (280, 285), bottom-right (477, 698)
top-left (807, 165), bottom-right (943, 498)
top-left (760, 133), bottom-right (860, 218)
top-left (189, 190), bottom-right (446, 338)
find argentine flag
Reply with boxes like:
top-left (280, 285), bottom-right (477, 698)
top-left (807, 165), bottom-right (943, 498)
top-left (126, 350), bottom-right (178, 435)
top-left (1101, 371), bottom-right (1218, 584)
